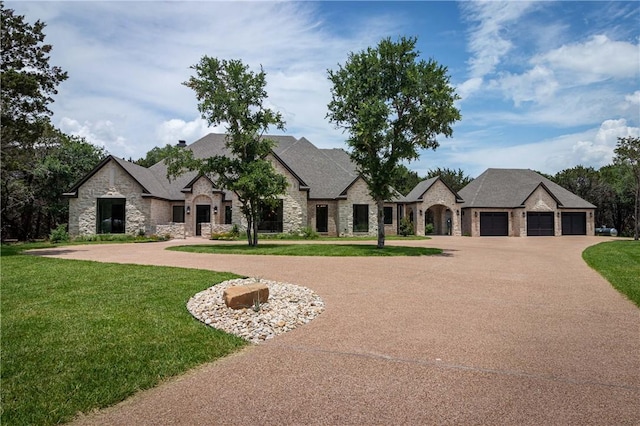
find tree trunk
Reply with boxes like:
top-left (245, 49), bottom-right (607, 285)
top-left (246, 213), bottom-right (253, 246)
top-left (377, 198), bottom-right (385, 249)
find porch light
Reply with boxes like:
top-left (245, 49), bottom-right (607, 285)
top-left (557, 211), bottom-right (560, 217)
top-left (474, 211), bottom-right (478, 218)
top-left (522, 212), bottom-right (525, 218)
top-left (213, 206), bottom-right (218, 214)
top-left (590, 211), bottom-right (593, 218)
top-left (456, 209), bottom-right (459, 216)
top-left (419, 209), bottom-right (423, 216)
top-left (186, 206), bottom-right (191, 215)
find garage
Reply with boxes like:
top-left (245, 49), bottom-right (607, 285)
top-left (527, 212), bottom-right (554, 236)
top-left (480, 212), bottom-right (508, 236)
top-left (562, 212), bottom-right (587, 235)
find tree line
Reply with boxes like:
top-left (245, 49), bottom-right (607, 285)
top-left (1, 3), bottom-right (106, 240)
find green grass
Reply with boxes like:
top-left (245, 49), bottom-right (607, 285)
top-left (258, 233), bottom-right (430, 241)
top-left (1, 246), bottom-right (247, 425)
top-left (169, 243), bottom-right (442, 257)
top-left (583, 240), bottom-right (640, 308)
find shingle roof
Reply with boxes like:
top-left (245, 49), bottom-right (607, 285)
top-left (403, 176), bottom-right (464, 203)
top-left (458, 168), bottom-right (596, 209)
top-left (147, 133), bottom-right (359, 200)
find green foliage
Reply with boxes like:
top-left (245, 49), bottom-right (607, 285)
top-left (170, 243), bottom-right (442, 257)
top-left (390, 164), bottom-right (422, 196)
top-left (1, 253), bottom-right (245, 425)
top-left (399, 216), bottom-right (415, 236)
top-left (614, 136), bottom-right (640, 240)
top-left (583, 241), bottom-right (640, 307)
top-left (135, 144), bottom-right (176, 168)
top-left (166, 56), bottom-right (287, 247)
top-left (1, 4), bottom-right (71, 241)
top-left (425, 167), bottom-right (473, 193)
top-left (48, 224), bottom-right (69, 243)
top-left (327, 36), bottom-right (461, 248)
top-left (425, 223), bottom-right (434, 234)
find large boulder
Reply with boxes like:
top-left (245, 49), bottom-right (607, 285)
top-left (223, 284), bottom-right (269, 310)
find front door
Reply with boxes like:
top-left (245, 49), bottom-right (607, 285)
top-left (316, 205), bottom-right (328, 233)
top-left (195, 205), bottom-right (210, 236)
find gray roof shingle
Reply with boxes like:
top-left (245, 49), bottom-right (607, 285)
top-left (458, 168), bottom-right (596, 209)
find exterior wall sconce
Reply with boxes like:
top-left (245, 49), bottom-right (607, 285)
top-left (590, 211), bottom-right (593, 217)
top-left (522, 211), bottom-right (526, 218)
top-left (510, 211), bottom-right (513, 217)
top-left (419, 209), bottom-right (423, 216)
top-left (474, 211), bottom-right (478, 218)
top-left (186, 206), bottom-right (191, 215)
top-left (557, 211), bottom-right (561, 217)
top-left (456, 209), bottom-right (460, 216)
top-left (213, 206), bottom-right (218, 214)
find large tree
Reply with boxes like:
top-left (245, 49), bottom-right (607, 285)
top-left (135, 144), bottom-right (175, 168)
top-left (425, 167), bottom-right (472, 193)
top-left (614, 136), bottom-right (640, 240)
top-left (327, 36), bottom-right (461, 248)
top-left (165, 57), bottom-right (287, 246)
top-left (1, 3), bottom-right (69, 239)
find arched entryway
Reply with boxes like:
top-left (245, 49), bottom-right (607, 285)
top-left (425, 204), bottom-right (452, 235)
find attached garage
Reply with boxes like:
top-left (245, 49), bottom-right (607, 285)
top-left (527, 212), bottom-right (554, 236)
top-left (480, 212), bottom-right (508, 236)
top-left (562, 212), bottom-right (587, 235)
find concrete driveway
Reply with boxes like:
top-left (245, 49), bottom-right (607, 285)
top-left (32, 236), bottom-right (639, 425)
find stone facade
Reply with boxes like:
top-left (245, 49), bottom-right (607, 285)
top-left (338, 178), bottom-right (378, 237)
top-left (411, 179), bottom-right (462, 236)
top-left (155, 223), bottom-right (186, 239)
top-left (271, 156), bottom-right (307, 234)
top-left (69, 160), bottom-right (151, 236)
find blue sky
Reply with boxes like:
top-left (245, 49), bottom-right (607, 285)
top-left (9, 1), bottom-right (640, 178)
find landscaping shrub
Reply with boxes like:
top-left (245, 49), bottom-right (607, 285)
top-left (399, 217), bottom-right (415, 236)
top-left (48, 224), bottom-right (69, 243)
top-left (425, 223), bottom-right (434, 234)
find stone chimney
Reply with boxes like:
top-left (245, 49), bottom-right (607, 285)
top-left (177, 140), bottom-right (187, 148)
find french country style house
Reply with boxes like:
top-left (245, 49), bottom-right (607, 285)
top-left (65, 134), bottom-right (596, 238)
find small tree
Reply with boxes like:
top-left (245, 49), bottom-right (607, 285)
top-left (614, 136), bottom-right (640, 240)
top-left (165, 57), bottom-right (287, 246)
top-left (327, 36), bottom-right (461, 248)
top-left (425, 167), bottom-right (472, 192)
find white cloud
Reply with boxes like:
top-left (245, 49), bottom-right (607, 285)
top-left (459, 1), bottom-right (539, 96)
top-left (59, 117), bottom-right (132, 156)
top-left (493, 65), bottom-right (559, 106)
top-left (438, 119), bottom-right (640, 176)
top-left (155, 118), bottom-right (220, 148)
top-left (533, 35), bottom-right (640, 83)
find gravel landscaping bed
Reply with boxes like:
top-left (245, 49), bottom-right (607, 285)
top-left (187, 278), bottom-right (325, 344)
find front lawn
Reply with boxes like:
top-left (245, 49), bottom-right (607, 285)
top-left (582, 240), bottom-right (640, 307)
top-left (169, 243), bottom-right (442, 256)
top-left (1, 245), bottom-right (247, 426)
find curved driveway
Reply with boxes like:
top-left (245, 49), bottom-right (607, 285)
top-left (33, 236), bottom-right (639, 425)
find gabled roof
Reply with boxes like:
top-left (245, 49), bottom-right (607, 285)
top-left (458, 168), bottom-right (596, 209)
top-left (65, 155), bottom-right (173, 200)
top-left (404, 176), bottom-right (464, 203)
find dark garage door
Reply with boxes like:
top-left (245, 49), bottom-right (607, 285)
top-left (527, 212), bottom-right (554, 236)
top-left (480, 212), bottom-right (508, 236)
top-left (562, 212), bottom-right (586, 235)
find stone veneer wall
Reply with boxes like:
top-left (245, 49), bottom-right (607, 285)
top-left (69, 160), bottom-right (150, 236)
top-left (307, 201), bottom-right (338, 235)
top-left (414, 180), bottom-right (462, 236)
top-left (271, 156), bottom-right (306, 234)
top-left (338, 178), bottom-right (377, 237)
top-left (155, 223), bottom-right (186, 239)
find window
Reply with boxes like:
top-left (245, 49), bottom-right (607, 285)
top-left (383, 206), bottom-right (393, 225)
top-left (224, 205), bottom-right (232, 224)
top-left (353, 204), bottom-right (369, 232)
top-left (172, 206), bottom-right (185, 223)
top-left (258, 200), bottom-right (283, 233)
top-left (97, 198), bottom-right (125, 234)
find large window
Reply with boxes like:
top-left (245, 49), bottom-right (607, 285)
top-left (97, 198), bottom-right (125, 234)
top-left (224, 205), bottom-right (232, 225)
top-left (383, 206), bottom-right (393, 225)
top-left (172, 206), bottom-right (185, 223)
top-left (258, 200), bottom-right (283, 233)
top-left (353, 204), bottom-right (369, 232)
